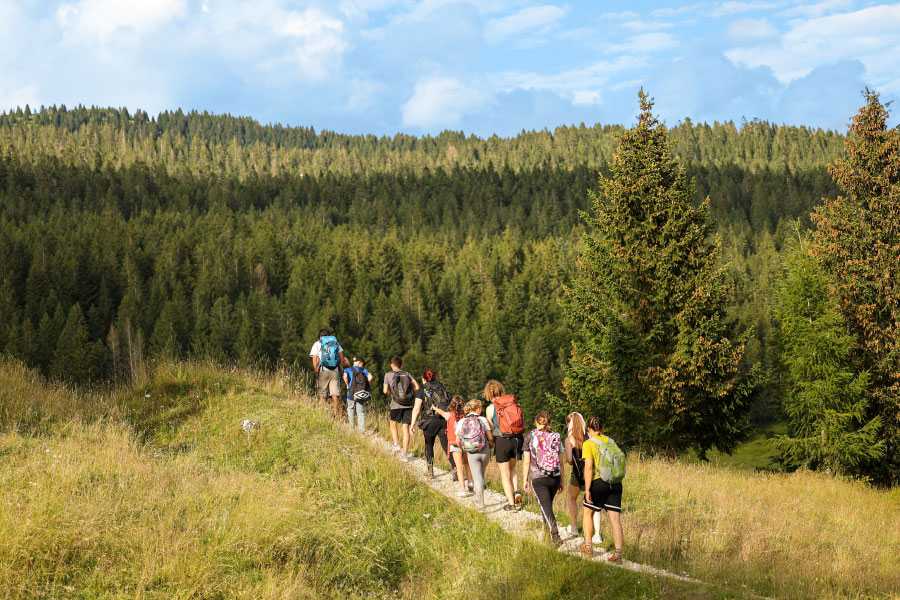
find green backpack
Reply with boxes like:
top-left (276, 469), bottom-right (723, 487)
top-left (588, 435), bottom-right (626, 484)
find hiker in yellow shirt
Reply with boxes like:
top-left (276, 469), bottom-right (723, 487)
top-left (581, 416), bottom-right (624, 563)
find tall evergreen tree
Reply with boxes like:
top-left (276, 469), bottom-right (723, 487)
top-left (774, 235), bottom-right (883, 475)
top-left (52, 303), bottom-right (91, 384)
top-left (811, 91), bottom-right (900, 483)
top-left (562, 92), bottom-right (758, 456)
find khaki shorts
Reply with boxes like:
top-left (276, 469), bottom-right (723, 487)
top-left (317, 369), bottom-right (341, 398)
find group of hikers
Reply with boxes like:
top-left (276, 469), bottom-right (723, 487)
top-left (310, 328), bottom-right (625, 562)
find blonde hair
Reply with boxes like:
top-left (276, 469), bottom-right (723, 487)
top-left (566, 412), bottom-right (586, 449)
top-left (464, 399), bottom-right (482, 414)
top-left (483, 380), bottom-right (505, 400)
top-left (534, 411), bottom-right (553, 433)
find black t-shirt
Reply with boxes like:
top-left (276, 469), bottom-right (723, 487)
top-left (417, 382), bottom-right (448, 421)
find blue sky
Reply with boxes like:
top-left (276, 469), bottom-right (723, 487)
top-left (1, 0), bottom-right (898, 136)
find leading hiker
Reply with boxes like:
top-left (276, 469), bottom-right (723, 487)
top-left (310, 328), bottom-right (349, 419)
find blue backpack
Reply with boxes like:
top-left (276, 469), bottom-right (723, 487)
top-left (319, 335), bottom-right (340, 369)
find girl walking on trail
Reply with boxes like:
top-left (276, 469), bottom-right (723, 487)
top-left (522, 411), bottom-right (564, 545)
top-left (565, 412), bottom-right (602, 543)
top-left (483, 380), bottom-right (525, 512)
top-left (581, 416), bottom-right (624, 563)
top-left (434, 394), bottom-right (473, 497)
top-left (410, 370), bottom-right (451, 478)
top-left (455, 399), bottom-right (494, 510)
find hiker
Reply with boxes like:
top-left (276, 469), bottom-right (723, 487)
top-left (581, 415), bottom-right (625, 563)
top-left (410, 369), bottom-right (451, 478)
top-left (342, 356), bottom-right (373, 434)
top-left (434, 394), bottom-right (473, 496)
top-left (483, 380), bottom-right (525, 512)
top-left (565, 411), bottom-right (602, 542)
top-left (522, 411), bottom-right (564, 545)
top-left (455, 399), bottom-right (494, 510)
top-left (310, 328), bottom-right (348, 418)
top-left (382, 355), bottom-right (419, 461)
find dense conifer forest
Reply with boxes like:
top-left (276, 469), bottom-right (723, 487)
top-left (0, 105), bottom-right (846, 432)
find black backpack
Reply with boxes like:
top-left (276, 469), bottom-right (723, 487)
top-left (348, 367), bottom-right (371, 403)
top-left (423, 381), bottom-right (451, 416)
top-left (390, 371), bottom-right (416, 406)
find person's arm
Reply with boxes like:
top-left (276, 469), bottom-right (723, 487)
top-left (433, 407), bottom-right (451, 419)
top-left (565, 437), bottom-right (574, 464)
top-left (522, 448), bottom-right (532, 491)
top-left (412, 378), bottom-right (420, 392)
top-left (342, 371), bottom-right (349, 387)
top-left (410, 397), bottom-right (424, 432)
top-left (366, 370), bottom-right (374, 383)
top-left (583, 451), bottom-right (595, 505)
top-left (484, 420), bottom-right (495, 449)
top-left (382, 374), bottom-right (390, 396)
top-left (557, 447), bottom-right (566, 495)
top-left (311, 355), bottom-right (320, 371)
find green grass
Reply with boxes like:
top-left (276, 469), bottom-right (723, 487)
top-left (681, 422), bottom-right (787, 470)
top-left (0, 360), bottom-right (728, 600)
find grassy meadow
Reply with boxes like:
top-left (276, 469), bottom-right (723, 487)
top-left (1, 358), bottom-right (898, 599)
top-left (0, 359), bottom-right (720, 600)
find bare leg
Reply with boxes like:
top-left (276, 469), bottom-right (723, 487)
top-left (453, 451), bottom-right (467, 490)
top-left (499, 461), bottom-right (516, 505)
top-left (401, 423), bottom-right (410, 454)
top-left (330, 395), bottom-right (340, 418)
top-left (567, 483), bottom-right (580, 530)
top-left (583, 507), bottom-right (595, 544)
top-left (509, 457), bottom-right (519, 495)
top-left (593, 511), bottom-right (603, 541)
top-left (608, 510), bottom-right (624, 551)
top-left (390, 420), bottom-right (399, 446)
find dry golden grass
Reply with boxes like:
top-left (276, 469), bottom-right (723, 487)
top-left (1, 360), bottom-right (712, 600)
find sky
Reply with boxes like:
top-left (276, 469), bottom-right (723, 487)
top-left (1, 0), bottom-right (898, 136)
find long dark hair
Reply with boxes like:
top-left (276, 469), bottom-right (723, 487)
top-left (449, 395), bottom-right (465, 418)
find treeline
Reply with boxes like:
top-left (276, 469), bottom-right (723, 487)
top-left (0, 106), bottom-right (844, 425)
top-left (1, 105), bottom-right (844, 177)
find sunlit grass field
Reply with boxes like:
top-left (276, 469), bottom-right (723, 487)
top-left (2, 358), bottom-right (898, 599)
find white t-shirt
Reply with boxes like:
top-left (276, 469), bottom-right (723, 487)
top-left (455, 414), bottom-right (491, 438)
top-left (310, 339), bottom-right (343, 371)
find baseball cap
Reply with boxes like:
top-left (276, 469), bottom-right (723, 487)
top-left (352, 356), bottom-right (364, 363)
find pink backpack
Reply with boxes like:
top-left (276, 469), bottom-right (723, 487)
top-left (531, 431), bottom-right (561, 476)
top-left (458, 415), bottom-right (487, 453)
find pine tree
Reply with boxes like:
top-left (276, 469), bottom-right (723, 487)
top-left (52, 303), bottom-right (91, 384)
top-left (811, 91), bottom-right (900, 483)
top-left (774, 235), bottom-right (883, 475)
top-left (562, 92), bottom-right (758, 456)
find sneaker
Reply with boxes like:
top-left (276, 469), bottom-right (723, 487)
top-left (566, 524), bottom-right (578, 537)
top-left (475, 502), bottom-right (485, 511)
top-left (580, 543), bottom-right (593, 556)
top-left (514, 490), bottom-right (523, 504)
top-left (502, 503), bottom-right (521, 512)
top-left (426, 464), bottom-right (434, 478)
top-left (607, 550), bottom-right (623, 564)
top-left (391, 445), bottom-right (401, 454)
top-left (455, 490), bottom-right (471, 498)
top-left (467, 480), bottom-right (474, 491)
top-left (592, 533), bottom-right (603, 545)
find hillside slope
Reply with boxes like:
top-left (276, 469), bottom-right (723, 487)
top-left (0, 361), bottom-right (721, 600)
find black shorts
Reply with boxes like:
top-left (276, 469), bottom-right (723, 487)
top-left (583, 479), bottom-right (623, 513)
top-left (389, 407), bottom-right (413, 425)
top-left (494, 434), bottom-right (523, 463)
top-left (569, 471), bottom-right (585, 492)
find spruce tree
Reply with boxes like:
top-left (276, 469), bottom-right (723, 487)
top-left (774, 235), bottom-right (883, 475)
top-left (562, 92), bottom-right (758, 456)
top-left (52, 303), bottom-right (91, 384)
top-left (811, 91), bottom-right (900, 483)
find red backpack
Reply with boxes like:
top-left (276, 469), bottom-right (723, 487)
top-left (492, 395), bottom-right (525, 435)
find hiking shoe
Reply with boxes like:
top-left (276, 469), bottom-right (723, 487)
top-left (426, 464), bottom-right (434, 478)
top-left (502, 503), bottom-right (521, 512)
top-left (580, 543), bottom-right (593, 556)
top-left (400, 451), bottom-right (409, 462)
top-left (467, 480), bottom-right (474, 491)
top-left (607, 551), bottom-right (623, 564)
top-left (592, 533), bottom-right (603, 545)
top-left (514, 490), bottom-right (523, 504)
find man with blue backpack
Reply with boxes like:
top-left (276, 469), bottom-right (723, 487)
top-left (343, 356), bottom-right (373, 433)
top-left (310, 328), bottom-right (349, 419)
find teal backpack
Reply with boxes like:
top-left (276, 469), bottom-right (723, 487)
top-left (588, 435), bottom-right (626, 484)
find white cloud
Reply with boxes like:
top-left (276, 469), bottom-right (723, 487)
top-left (56, 0), bottom-right (188, 40)
top-left (726, 17), bottom-right (779, 40)
top-left (277, 8), bottom-right (351, 80)
top-left (778, 0), bottom-right (854, 19)
top-left (726, 4), bottom-right (900, 83)
top-left (484, 5), bottom-right (568, 43)
top-left (402, 76), bottom-right (491, 129)
top-left (710, 1), bottom-right (782, 18)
